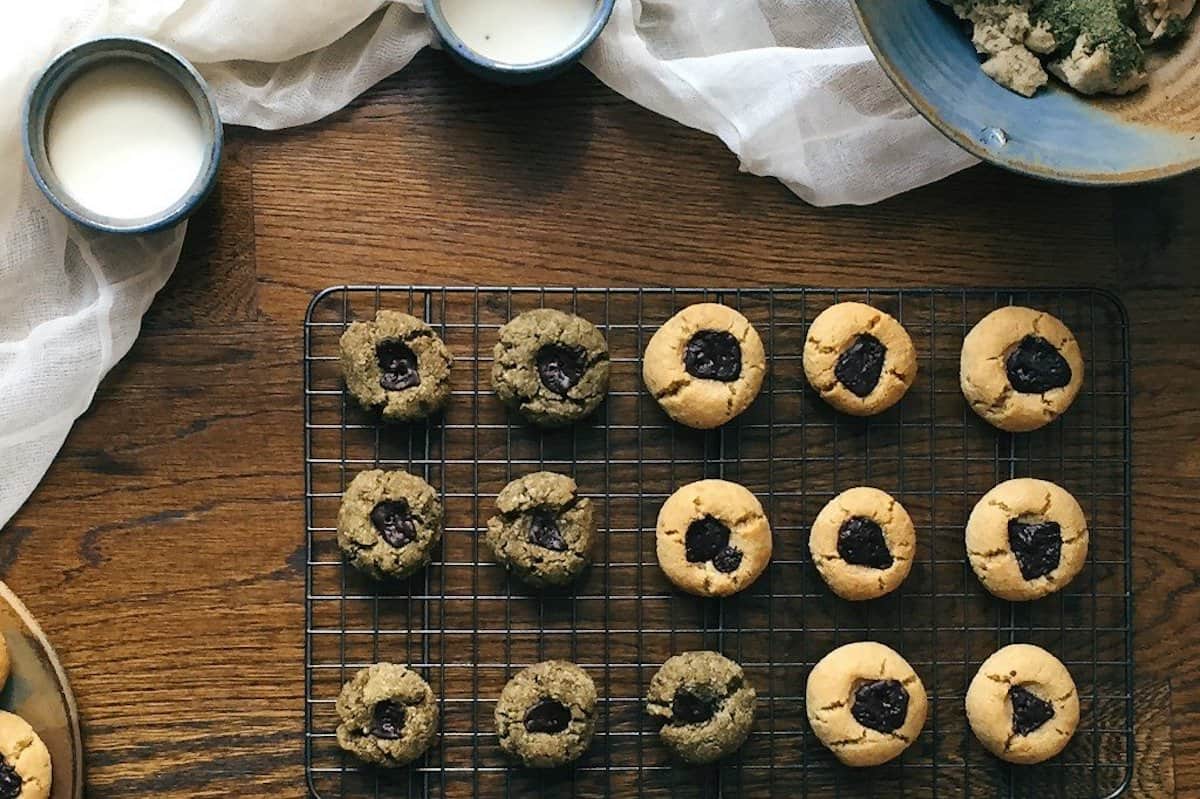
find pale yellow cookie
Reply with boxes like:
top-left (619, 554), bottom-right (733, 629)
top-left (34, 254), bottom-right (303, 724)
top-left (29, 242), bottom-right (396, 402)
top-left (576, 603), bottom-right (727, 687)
top-left (803, 302), bottom-right (917, 416)
top-left (966, 478), bottom-right (1088, 601)
top-left (806, 642), bottom-right (927, 767)
top-left (961, 306), bottom-right (1084, 432)
top-left (810, 487), bottom-right (916, 601)
top-left (966, 644), bottom-right (1079, 764)
top-left (0, 711), bottom-right (51, 799)
top-left (643, 303), bottom-right (766, 429)
top-left (655, 480), bottom-right (772, 597)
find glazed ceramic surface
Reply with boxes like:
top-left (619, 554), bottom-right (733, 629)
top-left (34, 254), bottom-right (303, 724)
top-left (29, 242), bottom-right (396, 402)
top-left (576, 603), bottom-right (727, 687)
top-left (424, 0), bottom-right (615, 84)
top-left (853, 0), bottom-right (1200, 184)
top-left (0, 582), bottom-right (82, 799)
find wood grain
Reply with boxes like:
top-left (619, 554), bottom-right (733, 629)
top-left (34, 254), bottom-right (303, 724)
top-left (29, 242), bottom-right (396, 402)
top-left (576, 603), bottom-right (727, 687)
top-left (3, 50), bottom-right (1197, 797)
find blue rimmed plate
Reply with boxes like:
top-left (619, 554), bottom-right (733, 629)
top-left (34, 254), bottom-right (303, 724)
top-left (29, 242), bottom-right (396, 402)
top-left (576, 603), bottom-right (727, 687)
top-left (853, 0), bottom-right (1200, 185)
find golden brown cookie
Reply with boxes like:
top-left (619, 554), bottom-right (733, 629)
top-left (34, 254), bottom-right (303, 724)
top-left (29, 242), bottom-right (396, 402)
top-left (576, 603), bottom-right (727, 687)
top-left (803, 302), bottom-right (917, 416)
top-left (642, 303), bottom-right (766, 429)
top-left (806, 642), bottom-right (928, 767)
top-left (810, 487), bottom-right (916, 601)
top-left (960, 306), bottom-right (1084, 432)
top-left (0, 711), bottom-right (51, 799)
top-left (966, 644), bottom-right (1079, 764)
top-left (340, 310), bottom-right (453, 423)
top-left (655, 480), bottom-right (772, 597)
top-left (966, 478), bottom-right (1088, 601)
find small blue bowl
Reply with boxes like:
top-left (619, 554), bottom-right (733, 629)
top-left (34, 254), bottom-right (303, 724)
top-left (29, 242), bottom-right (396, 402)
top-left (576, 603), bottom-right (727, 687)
top-left (22, 36), bottom-right (223, 234)
top-left (853, 0), bottom-right (1200, 185)
top-left (425, 0), bottom-right (616, 85)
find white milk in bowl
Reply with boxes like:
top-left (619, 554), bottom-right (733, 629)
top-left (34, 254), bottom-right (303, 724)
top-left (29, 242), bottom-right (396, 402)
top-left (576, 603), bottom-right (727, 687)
top-left (439, 0), bottom-right (598, 65)
top-left (46, 60), bottom-right (208, 221)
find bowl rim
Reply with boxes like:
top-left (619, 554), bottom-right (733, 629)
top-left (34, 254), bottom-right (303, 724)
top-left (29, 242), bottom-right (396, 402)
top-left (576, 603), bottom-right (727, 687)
top-left (21, 35), bottom-right (224, 235)
top-left (850, 0), bottom-right (1200, 187)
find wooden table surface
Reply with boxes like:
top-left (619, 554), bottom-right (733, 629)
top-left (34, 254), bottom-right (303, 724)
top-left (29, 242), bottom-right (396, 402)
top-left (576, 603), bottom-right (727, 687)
top-left (3, 52), bottom-right (1197, 798)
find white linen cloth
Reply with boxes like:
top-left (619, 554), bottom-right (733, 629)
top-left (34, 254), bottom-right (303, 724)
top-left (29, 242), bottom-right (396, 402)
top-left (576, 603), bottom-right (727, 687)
top-left (0, 0), bottom-right (975, 529)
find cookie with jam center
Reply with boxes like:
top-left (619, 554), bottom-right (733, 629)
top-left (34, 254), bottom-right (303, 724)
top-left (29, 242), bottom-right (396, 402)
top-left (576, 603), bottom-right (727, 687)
top-left (0, 711), bottom-right (51, 799)
top-left (961, 306), bottom-right (1084, 432)
top-left (966, 644), bottom-right (1079, 764)
top-left (642, 303), bottom-right (767, 430)
top-left (803, 302), bottom-right (917, 416)
top-left (492, 309), bottom-right (610, 428)
top-left (337, 469), bottom-right (443, 581)
top-left (340, 310), bottom-right (453, 423)
top-left (485, 472), bottom-right (595, 588)
top-left (645, 651), bottom-right (757, 764)
top-left (806, 641), bottom-right (928, 767)
top-left (810, 487), bottom-right (916, 601)
top-left (336, 663), bottom-right (440, 767)
top-left (966, 478), bottom-right (1088, 601)
top-left (655, 479), bottom-right (772, 598)
top-left (495, 661), bottom-right (597, 768)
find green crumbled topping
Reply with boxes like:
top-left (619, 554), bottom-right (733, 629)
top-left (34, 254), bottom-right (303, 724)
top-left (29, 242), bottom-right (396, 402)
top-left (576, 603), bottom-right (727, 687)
top-left (1033, 0), bottom-right (1145, 80)
top-left (1161, 15), bottom-right (1190, 41)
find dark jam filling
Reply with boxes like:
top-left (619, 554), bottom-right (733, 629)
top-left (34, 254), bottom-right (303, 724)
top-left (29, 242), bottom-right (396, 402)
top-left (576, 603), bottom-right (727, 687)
top-left (1009, 685), bottom-right (1055, 736)
top-left (0, 757), bottom-right (20, 799)
top-left (1005, 335), bottom-right (1072, 394)
top-left (524, 698), bottom-right (572, 734)
top-left (527, 508), bottom-right (568, 552)
top-left (684, 330), bottom-right (742, 382)
top-left (536, 343), bottom-right (587, 396)
top-left (685, 516), bottom-right (743, 574)
top-left (370, 700), bottom-right (407, 740)
top-left (672, 689), bottom-right (717, 725)
top-left (837, 516), bottom-right (894, 569)
top-left (834, 334), bottom-right (887, 398)
top-left (1007, 519), bottom-right (1062, 581)
top-left (851, 679), bottom-right (910, 734)
top-left (376, 340), bottom-right (421, 392)
top-left (370, 500), bottom-right (418, 548)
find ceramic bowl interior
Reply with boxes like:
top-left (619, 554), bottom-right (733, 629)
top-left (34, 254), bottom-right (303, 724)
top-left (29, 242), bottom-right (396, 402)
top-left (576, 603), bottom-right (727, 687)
top-left (853, 0), bottom-right (1200, 185)
top-left (22, 36), bottom-right (223, 234)
top-left (425, 0), bottom-right (616, 84)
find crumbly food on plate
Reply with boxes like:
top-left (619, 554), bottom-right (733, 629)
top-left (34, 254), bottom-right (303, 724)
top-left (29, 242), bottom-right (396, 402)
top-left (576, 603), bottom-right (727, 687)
top-left (941, 0), bottom-right (1195, 96)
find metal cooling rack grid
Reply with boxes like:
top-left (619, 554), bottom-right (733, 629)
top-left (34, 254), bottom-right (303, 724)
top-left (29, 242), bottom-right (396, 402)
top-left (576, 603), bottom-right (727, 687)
top-left (304, 287), bottom-right (1133, 799)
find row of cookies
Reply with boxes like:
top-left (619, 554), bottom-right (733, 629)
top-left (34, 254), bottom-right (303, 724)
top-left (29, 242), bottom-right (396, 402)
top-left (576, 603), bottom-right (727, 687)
top-left (339, 302), bottom-right (1085, 433)
top-left (807, 641), bottom-right (1080, 767)
top-left (334, 641), bottom-right (1078, 772)
top-left (337, 469), bottom-right (1089, 606)
top-left (334, 652), bottom-right (754, 770)
top-left (0, 636), bottom-right (52, 799)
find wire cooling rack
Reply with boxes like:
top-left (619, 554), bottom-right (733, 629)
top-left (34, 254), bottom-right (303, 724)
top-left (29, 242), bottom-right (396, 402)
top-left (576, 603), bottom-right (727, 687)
top-left (303, 287), bottom-right (1133, 799)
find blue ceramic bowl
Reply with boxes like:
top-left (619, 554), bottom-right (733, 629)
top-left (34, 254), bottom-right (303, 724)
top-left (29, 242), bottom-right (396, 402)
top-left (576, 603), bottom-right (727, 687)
top-left (853, 1), bottom-right (1200, 185)
top-left (425, 0), bottom-right (616, 85)
top-left (22, 36), bottom-right (223, 234)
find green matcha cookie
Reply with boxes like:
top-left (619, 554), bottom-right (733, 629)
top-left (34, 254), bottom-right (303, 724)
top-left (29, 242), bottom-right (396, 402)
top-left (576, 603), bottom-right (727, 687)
top-left (337, 469), bottom-right (443, 580)
top-left (646, 651), bottom-right (757, 764)
top-left (492, 309), bottom-right (610, 427)
top-left (340, 310), bottom-right (453, 423)
top-left (495, 661), bottom-right (597, 768)
top-left (486, 472), bottom-right (595, 588)
top-left (336, 663), bottom-right (439, 768)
